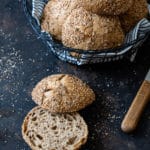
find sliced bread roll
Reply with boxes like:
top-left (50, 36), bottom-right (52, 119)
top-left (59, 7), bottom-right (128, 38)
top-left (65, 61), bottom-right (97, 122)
top-left (22, 106), bottom-right (88, 150)
top-left (62, 8), bottom-right (125, 50)
top-left (32, 74), bottom-right (95, 113)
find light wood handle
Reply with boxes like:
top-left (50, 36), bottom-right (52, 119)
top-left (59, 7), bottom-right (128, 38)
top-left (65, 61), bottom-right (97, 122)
top-left (121, 80), bottom-right (150, 133)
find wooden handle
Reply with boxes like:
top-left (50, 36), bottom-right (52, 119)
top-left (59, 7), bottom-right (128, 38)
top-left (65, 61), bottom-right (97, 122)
top-left (121, 80), bottom-right (150, 133)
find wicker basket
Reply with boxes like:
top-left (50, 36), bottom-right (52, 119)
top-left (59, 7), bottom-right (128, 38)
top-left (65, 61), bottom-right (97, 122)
top-left (23, 0), bottom-right (150, 65)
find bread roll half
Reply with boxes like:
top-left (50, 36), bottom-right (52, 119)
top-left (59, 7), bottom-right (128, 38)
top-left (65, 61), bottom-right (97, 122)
top-left (22, 106), bottom-right (88, 150)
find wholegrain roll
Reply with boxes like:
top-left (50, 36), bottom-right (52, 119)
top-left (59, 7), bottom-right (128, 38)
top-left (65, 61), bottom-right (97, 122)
top-left (77, 0), bottom-right (133, 15)
top-left (32, 74), bottom-right (95, 113)
top-left (62, 8), bottom-right (125, 50)
top-left (41, 0), bottom-right (80, 40)
top-left (41, 0), bottom-right (62, 40)
top-left (120, 0), bottom-right (148, 33)
top-left (22, 106), bottom-right (88, 150)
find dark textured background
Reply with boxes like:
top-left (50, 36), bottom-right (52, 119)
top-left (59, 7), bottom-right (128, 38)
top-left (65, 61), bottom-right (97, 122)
top-left (0, 0), bottom-right (150, 150)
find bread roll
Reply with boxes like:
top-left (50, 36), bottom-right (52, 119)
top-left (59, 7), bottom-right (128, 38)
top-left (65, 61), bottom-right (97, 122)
top-left (120, 0), bottom-right (148, 33)
top-left (62, 8), bottom-right (125, 50)
top-left (77, 0), bottom-right (133, 15)
top-left (41, 0), bottom-right (80, 40)
top-left (32, 74), bottom-right (95, 113)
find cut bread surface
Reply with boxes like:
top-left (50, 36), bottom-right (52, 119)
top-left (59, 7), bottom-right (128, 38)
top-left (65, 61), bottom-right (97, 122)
top-left (22, 106), bottom-right (88, 150)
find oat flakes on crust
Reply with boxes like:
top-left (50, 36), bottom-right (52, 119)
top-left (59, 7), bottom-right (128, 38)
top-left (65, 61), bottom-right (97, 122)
top-left (31, 74), bottom-right (95, 113)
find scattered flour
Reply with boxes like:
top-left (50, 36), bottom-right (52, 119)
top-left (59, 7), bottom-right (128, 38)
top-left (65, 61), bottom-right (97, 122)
top-left (0, 29), bottom-right (23, 82)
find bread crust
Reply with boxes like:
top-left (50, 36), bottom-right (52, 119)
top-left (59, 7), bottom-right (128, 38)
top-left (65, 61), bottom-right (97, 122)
top-left (120, 0), bottom-right (148, 33)
top-left (22, 106), bottom-right (88, 150)
top-left (62, 8), bottom-right (125, 50)
top-left (76, 0), bottom-right (133, 15)
top-left (32, 74), bottom-right (95, 113)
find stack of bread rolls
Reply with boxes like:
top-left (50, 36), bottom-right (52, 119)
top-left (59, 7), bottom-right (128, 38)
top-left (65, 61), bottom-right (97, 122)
top-left (41, 0), bottom-right (148, 50)
top-left (22, 74), bottom-right (95, 150)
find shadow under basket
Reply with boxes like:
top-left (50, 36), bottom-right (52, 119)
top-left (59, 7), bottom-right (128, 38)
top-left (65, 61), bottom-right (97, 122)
top-left (23, 0), bottom-right (150, 65)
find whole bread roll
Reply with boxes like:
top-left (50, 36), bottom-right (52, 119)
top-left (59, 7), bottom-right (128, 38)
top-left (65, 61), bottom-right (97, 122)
top-left (22, 106), bottom-right (88, 150)
top-left (62, 7), bottom-right (125, 50)
top-left (77, 0), bottom-right (133, 15)
top-left (120, 0), bottom-right (148, 33)
top-left (41, 0), bottom-right (80, 40)
top-left (32, 74), bottom-right (95, 113)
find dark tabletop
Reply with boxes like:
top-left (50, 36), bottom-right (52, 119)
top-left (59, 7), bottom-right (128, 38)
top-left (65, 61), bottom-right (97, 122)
top-left (0, 1), bottom-right (150, 150)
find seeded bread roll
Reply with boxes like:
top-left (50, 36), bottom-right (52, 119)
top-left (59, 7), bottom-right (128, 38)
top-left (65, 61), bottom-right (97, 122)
top-left (41, 0), bottom-right (62, 40)
top-left (62, 8), bottom-right (125, 50)
top-left (32, 74), bottom-right (95, 113)
top-left (22, 106), bottom-right (88, 150)
top-left (120, 0), bottom-right (148, 33)
top-left (41, 0), bottom-right (80, 40)
top-left (77, 0), bottom-right (133, 15)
